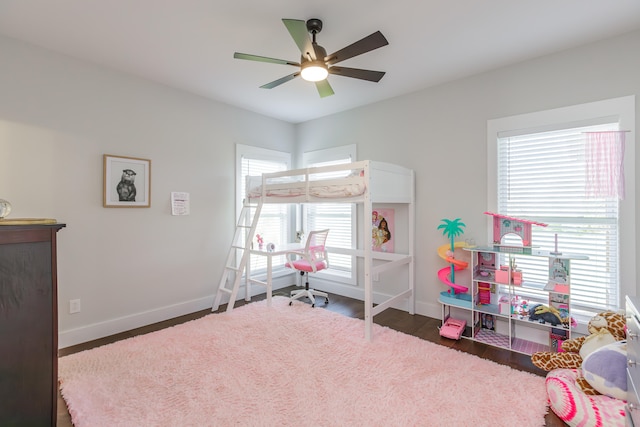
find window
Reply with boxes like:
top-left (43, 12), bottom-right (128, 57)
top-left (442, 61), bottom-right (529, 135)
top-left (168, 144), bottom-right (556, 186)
top-left (236, 144), bottom-right (291, 274)
top-left (488, 96), bottom-right (636, 317)
top-left (303, 145), bottom-right (357, 284)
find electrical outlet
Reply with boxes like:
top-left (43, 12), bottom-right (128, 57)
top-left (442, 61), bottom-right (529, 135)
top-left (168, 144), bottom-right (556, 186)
top-left (69, 299), bottom-right (81, 314)
top-left (373, 273), bottom-right (379, 281)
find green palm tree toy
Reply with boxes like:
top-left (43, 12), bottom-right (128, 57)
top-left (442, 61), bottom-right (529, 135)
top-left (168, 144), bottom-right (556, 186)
top-left (437, 218), bottom-right (466, 293)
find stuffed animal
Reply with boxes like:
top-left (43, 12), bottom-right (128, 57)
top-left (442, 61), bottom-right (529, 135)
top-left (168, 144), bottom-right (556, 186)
top-left (528, 304), bottom-right (565, 326)
top-left (532, 311), bottom-right (626, 396)
top-left (581, 340), bottom-right (627, 400)
top-left (531, 311), bottom-right (626, 371)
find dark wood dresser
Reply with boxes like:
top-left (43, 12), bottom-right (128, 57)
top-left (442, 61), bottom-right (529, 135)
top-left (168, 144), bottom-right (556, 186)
top-left (0, 223), bottom-right (65, 426)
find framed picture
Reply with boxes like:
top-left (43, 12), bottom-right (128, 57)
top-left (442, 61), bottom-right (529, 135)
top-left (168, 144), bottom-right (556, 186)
top-left (103, 154), bottom-right (151, 208)
top-left (372, 208), bottom-right (394, 253)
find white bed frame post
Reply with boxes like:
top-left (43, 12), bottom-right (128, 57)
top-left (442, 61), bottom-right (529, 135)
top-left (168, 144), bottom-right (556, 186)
top-left (363, 162), bottom-right (374, 341)
top-left (409, 169), bottom-right (415, 315)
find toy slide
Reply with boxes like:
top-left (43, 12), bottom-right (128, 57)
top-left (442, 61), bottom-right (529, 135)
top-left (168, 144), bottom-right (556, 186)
top-left (438, 265), bottom-right (468, 294)
top-left (437, 242), bottom-right (469, 267)
top-left (437, 242), bottom-right (469, 294)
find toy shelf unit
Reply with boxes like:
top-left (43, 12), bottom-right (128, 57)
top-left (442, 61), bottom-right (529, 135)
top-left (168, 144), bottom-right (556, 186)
top-left (439, 245), bottom-right (588, 355)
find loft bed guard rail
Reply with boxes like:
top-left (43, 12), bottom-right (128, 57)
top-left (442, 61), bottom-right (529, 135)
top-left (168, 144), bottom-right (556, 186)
top-left (246, 160), bottom-right (413, 204)
top-left (240, 160), bottom-right (415, 340)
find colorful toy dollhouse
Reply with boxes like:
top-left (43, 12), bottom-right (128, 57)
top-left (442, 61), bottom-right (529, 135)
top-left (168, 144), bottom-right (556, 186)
top-left (484, 211), bottom-right (547, 247)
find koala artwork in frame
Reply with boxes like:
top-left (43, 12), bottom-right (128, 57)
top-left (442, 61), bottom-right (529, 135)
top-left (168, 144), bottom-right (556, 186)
top-left (103, 154), bottom-right (151, 208)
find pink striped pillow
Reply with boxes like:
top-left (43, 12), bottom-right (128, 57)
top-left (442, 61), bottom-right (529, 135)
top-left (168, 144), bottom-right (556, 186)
top-left (546, 368), bottom-right (626, 427)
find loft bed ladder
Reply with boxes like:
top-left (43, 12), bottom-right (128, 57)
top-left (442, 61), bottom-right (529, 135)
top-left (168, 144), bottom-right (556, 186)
top-left (212, 199), bottom-right (262, 312)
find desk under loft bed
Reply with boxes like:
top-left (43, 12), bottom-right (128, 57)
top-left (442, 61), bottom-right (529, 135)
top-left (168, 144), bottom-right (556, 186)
top-left (213, 160), bottom-right (415, 340)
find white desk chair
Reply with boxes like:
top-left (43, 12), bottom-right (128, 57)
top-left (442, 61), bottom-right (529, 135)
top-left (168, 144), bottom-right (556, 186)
top-left (285, 229), bottom-right (330, 307)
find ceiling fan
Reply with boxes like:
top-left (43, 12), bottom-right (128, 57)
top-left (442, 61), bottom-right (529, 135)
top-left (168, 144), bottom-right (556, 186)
top-left (234, 18), bottom-right (389, 98)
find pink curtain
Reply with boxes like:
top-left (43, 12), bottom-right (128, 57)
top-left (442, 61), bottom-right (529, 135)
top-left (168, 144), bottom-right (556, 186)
top-left (585, 131), bottom-right (626, 200)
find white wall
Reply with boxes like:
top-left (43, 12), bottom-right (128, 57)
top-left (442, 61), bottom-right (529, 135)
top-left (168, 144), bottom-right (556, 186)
top-left (295, 30), bottom-right (640, 319)
top-left (0, 35), bottom-right (295, 347)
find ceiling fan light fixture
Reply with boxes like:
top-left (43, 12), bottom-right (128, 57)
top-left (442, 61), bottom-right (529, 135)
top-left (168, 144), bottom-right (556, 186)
top-left (300, 61), bottom-right (328, 82)
top-left (234, 18), bottom-right (388, 96)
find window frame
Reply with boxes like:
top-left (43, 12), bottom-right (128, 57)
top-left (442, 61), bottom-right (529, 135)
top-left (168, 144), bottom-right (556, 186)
top-left (487, 96), bottom-right (636, 314)
top-left (235, 144), bottom-right (292, 277)
top-left (302, 144), bottom-right (357, 285)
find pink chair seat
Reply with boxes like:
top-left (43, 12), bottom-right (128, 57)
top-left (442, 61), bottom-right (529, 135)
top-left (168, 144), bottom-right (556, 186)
top-left (286, 260), bottom-right (327, 272)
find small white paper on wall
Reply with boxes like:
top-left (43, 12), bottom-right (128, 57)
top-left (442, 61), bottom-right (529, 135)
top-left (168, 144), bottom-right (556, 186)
top-left (171, 192), bottom-right (190, 215)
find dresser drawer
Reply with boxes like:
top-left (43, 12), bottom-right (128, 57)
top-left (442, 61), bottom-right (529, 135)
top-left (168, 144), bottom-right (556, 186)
top-left (628, 295), bottom-right (640, 427)
top-left (627, 306), bottom-right (640, 388)
top-left (627, 370), bottom-right (640, 426)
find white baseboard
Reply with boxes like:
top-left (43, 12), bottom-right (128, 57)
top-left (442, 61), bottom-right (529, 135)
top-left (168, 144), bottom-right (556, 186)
top-left (59, 276), bottom-right (296, 349)
top-left (58, 295), bottom-right (214, 349)
top-left (59, 276), bottom-right (440, 349)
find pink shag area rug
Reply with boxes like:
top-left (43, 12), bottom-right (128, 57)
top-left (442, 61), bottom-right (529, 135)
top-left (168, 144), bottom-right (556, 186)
top-left (59, 297), bottom-right (548, 426)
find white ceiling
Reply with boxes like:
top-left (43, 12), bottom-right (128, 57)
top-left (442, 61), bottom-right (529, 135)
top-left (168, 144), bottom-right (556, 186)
top-left (1, 1), bottom-right (640, 124)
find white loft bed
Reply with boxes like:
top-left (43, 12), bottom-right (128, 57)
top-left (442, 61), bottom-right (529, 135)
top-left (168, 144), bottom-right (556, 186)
top-left (246, 160), bottom-right (415, 340)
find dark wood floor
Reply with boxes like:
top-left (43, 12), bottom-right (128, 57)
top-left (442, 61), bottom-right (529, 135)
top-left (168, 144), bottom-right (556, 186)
top-left (57, 286), bottom-right (566, 426)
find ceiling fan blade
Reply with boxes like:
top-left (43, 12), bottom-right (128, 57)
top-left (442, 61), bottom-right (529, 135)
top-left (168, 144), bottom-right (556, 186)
top-left (329, 66), bottom-right (386, 82)
top-left (234, 52), bottom-right (300, 67)
top-left (325, 31), bottom-right (389, 66)
top-left (315, 79), bottom-right (334, 98)
top-left (282, 19), bottom-right (316, 60)
top-left (260, 72), bottom-right (300, 89)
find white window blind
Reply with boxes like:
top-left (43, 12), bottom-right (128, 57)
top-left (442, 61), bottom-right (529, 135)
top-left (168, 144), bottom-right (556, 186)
top-left (304, 158), bottom-right (354, 277)
top-left (497, 122), bottom-right (620, 315)
top-left (238, 149), bottom-right (290, 273)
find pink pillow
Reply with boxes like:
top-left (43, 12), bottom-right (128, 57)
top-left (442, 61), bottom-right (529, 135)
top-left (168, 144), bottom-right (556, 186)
top-left (546, 368), bottom-right (626, 427)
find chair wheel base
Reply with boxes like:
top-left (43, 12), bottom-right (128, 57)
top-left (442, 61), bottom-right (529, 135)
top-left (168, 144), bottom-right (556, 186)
top-left (289, 290), bottom-right (329, 308)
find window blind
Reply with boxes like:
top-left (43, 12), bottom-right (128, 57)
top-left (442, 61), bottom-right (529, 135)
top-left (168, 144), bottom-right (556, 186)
top-left (304, 159), bottom-right (354, 275)
top-left (241, 157), bottom-right (289, 272)
top-left (497, 123), bottom-right (619, 315)
top-left (497, 122), bottom-right (620, 315)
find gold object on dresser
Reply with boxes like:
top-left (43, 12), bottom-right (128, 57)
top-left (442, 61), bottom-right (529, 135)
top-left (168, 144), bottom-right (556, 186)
top-left (0, 218), bottom-right (57, 225)
top-left (626, 295), bottom-right (640, 426)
